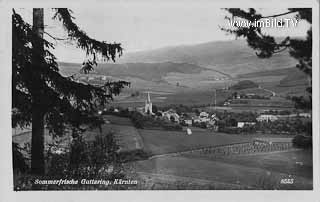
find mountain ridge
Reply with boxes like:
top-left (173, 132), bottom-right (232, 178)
top-left (116, 39), bottom-right (297, 76)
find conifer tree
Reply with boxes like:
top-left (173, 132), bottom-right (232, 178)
top-left (12, 8), bottom-right (129, 174)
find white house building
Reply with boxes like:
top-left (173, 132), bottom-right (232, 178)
top-left (237, 122), bottom-right (256, 128)
top-left (256, 114), bottom-right (278, 122)
top-left (163, 109), bottom-right (180, 122)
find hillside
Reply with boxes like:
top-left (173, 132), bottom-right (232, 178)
top-left (230, 80), bottom-right (258, 90)
top-left (59, 61), bottom-right (225, 83)
top-left (118, 39), bottom-right (297, 76)
top-left (96, 62), bottom-right (209, 82)
top-left (238, 67), bottom-right (309, 87)
top-left (58, 40), bottom-right (307, 97)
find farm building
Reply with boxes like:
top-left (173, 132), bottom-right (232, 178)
top-left (256, 114), bottom-right (278, 122)
top-left (163, 109), bottom-right (180, 123)
top-left (237, 122), bottom-right (256, 128)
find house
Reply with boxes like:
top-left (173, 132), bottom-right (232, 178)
top-left (223, 101), bottom-right (230, 106)
top-left (163, 109), bottom-right (180, 122)
top-left (183, 119), bottom-right (192, 126)
top-left (237, 122), bottom-right (256, 128)
top-left (186, 128), bottom-right (192, 135)
top-left (199, 111), bottom-right (209, 118)
top-left (299, 113), bottom-right (311, 118)
top-left (197, 111), bottom-right (210, 122)
top-left (193, 112), bottom-right (219, 130)
top-left (256, 114), bottom-right (278, 122)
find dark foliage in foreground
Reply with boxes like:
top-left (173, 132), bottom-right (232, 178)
top-left (12, 8), bottom-right (129, 174)
top-left (13, 132), bottom-right (141, 190)
top-left (12, 143), bottom-right (29, 173)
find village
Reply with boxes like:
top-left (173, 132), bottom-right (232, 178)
top-left (102, 91), bottom-right (312, 137)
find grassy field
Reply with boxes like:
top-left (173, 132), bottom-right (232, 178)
top-left (130, 126), bottom-right (312, 189)
top-left (200, 150), bottom-right (313, 179)
top-left (12, 115), bottom-right (144, 155)
top-left (139, 129), bottom-right (256, 155)
top-left (113, 89), bottom-right (231, 108)
top-left (83, 115), bottom-right (144, 152)
top-left (131, 152), bottom-right (312, 189)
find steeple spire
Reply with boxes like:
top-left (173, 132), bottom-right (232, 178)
top-left (144, 91), bottom-right (153, 114)
top-left (147, 91), bottom-right (151, 103)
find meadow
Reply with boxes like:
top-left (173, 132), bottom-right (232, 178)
top-left (138, 129), bottom-right (253, 155)
top-left (132, 151), bottom-right (312, 189)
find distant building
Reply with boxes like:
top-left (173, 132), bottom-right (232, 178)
top-left (299, 113), bottom-right (312, 118)
top-left (237, 122), bottom-right (256, 128)
top-left (144, 92), bottom-right (154, 115)
top-left (163, 109), bottom-right (180, 122)
top-left (223, 101), bottom-right (230, 106)
top-left (276, 113), bottom-right (312, 119)
top-left (183, 119), bottom-right (192, 126)
top-left (186, 128), bottom-right (192, 135)
top-left (193, 111), bottom-right (210, 123)
top-left (193, 112), bottom-right (218, 130)
top-left (199, 112), bottom-right (209, 118)
top-left (256, 114), bottom-right (278, 122)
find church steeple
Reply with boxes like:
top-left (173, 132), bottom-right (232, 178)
top-left (144, 91), bottom-right (153, 114)
top-left (147, 91), bottom-right (151, 103)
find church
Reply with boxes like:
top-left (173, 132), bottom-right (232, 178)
top-left (144, 92), bottom-right (154, 115)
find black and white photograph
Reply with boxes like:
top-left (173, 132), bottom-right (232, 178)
top-left (1, 0), bottom-right (319, 199)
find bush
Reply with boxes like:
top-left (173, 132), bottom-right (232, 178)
top-left (14, 132), bottom-right (127, 190)
top-left (12, 142), bottom-right (29, 173)
top-left (130, 112), bottom-right (144, 129)
top-left (292, 135), bottom-right (312, 149)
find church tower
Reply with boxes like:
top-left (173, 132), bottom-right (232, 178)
top-left (145, 92), bottom-right (153, 114)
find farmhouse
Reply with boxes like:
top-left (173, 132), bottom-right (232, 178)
top-left (183, 119), bottom-right (192, 126)
top-left (237, 122), bottom-right (256, 128)
top-left (194, 111), bottom-right (210, 123)
top-left (298, 113), bottom-right (312, 118)
top-left (256, 114), bottom-right (278, 122)
top-left (163, 109), bottom-right (180, 123)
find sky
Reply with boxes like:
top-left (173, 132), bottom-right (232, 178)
top-left (17, 3), bottom-right (311, 63)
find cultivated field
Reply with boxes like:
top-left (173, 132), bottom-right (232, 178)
top-left (137, 156), bottom-right (309, 189)
top-left (84, 115), bottom-right (144, 152)
top-left (138, 129), bottom-right (254, 155)
top-left (126, 127), bottom-right (312, 190)
top-left (12, 114), bottom-right (312, 190)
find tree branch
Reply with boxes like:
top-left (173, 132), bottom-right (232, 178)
top-left (260, 11), bottom-right (298, 19)
top-left (44, 31), bottom-right (68, 41)
top-left (52, 8), bottom-right (123, 62)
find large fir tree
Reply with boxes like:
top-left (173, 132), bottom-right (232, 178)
top-left (12, 8), bottom-right (129, 174)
